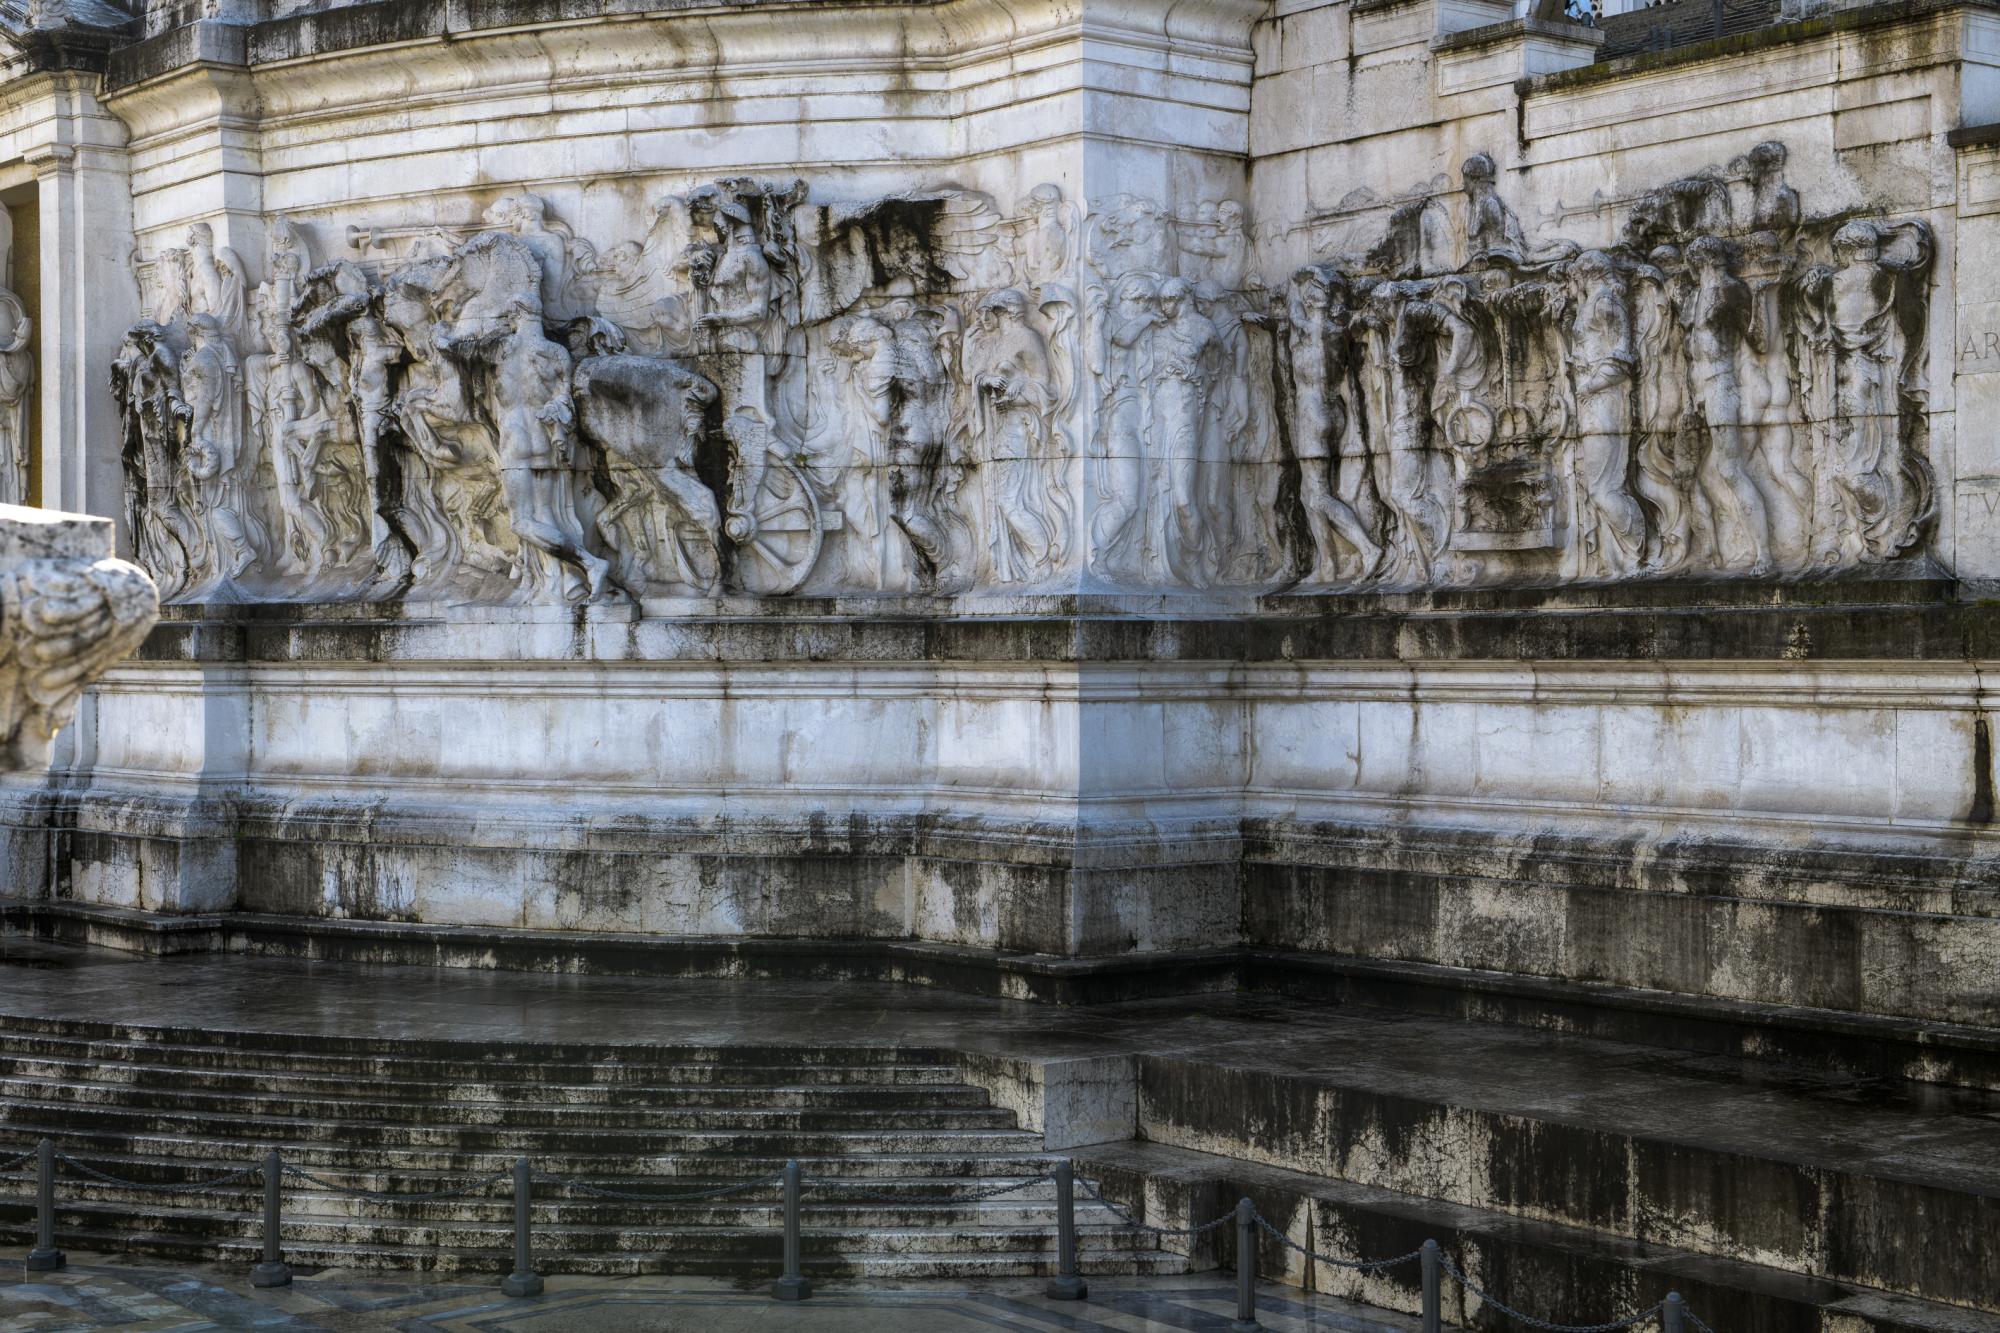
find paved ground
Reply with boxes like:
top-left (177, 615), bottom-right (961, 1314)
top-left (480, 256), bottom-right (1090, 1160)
top-left (2, 1254), bottom-right (1414, 1331)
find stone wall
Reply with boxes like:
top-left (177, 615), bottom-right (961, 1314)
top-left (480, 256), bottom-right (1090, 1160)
top-left (1, 0), bottom-right (1997, 1027)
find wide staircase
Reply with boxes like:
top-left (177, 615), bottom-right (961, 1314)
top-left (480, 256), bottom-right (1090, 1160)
top-left (0, 1013), bottom-right (1176, 1279)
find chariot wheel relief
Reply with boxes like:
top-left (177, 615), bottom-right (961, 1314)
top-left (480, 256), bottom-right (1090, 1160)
top-left (728, 455), bottom-right (833, 595)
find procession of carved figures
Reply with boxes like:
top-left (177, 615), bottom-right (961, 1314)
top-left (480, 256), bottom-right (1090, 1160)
top-left (116, 182), bottom-right (1091, 604)
top-left (113, 145), bottom-right (1936, 604)
top-left (1281, 143), bottom-right (1934, 586)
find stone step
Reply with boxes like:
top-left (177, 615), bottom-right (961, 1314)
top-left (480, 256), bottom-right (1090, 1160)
top-left (0, 1198), bottom-right (1164, 1259)
top-left (0, 1177), bottom-right (1123, 1229)
top-left (0, 1221), bottom-right (1186, 1279)
top-left (0, 1139), bottom-right (1069, 1179)
top-left (0, 1192), bottom-right (1160, 1248)
top-left (0, 1013), bottom-right (952, 1067)
top-left (1074, 1140), bottom-right (2000, 1333)
top-left (0, 1078), bottom-right (1017, 1128)
top-left (0, 1104), bottom-right (1042, 1154)
top-left (0, 1055), bottom-right (971, 1101)
top-left (1132, 1017), bottom-right (2000, 1314)
top-left (0, 1028), bottom-right (959, 1083)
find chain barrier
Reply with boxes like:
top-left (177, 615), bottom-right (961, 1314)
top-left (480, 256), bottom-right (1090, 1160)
top-left (805, 1173), bottom-right (1050, 1206)
top-left (1074, 1174), bottom-right (1235, 1237)
top-left (56, 1154), bottom-right (264, 1195)
top-left (8, 1138), bottom-right (1721, 1330)
top-left (1252, 1215), bottom-right (1424, 1274)
top-left (282, 1164), bottom-right (510, 1202)
top-left (542, 1174), bottom-right (780, 1203)
top-left (1441, 1253), bottom-right (1669, 1332)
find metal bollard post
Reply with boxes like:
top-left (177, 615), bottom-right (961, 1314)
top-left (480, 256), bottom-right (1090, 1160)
top-left (1045, 1159), bottom-right (1086, 1301)
top-left (1229, 1197), bottom-right (1258, 1332)
top-left (25, 1139), bottom-right (62, 1272)
top-left (501, 1156), bottom-right (543, 1298)
top-left (1420, 1239), bottom-right (1442, 1333)
top-left (1662, 1291), bottom-right (1687, 1333)
top-left (772, 1158), bottom-right (811, 1301)
top-left (250, 1149), bottom-right (291, 1288)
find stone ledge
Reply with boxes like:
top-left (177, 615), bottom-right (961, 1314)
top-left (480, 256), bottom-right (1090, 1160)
top-left (8, 898), bottom-right (1996, 1088)
top-left (126, 575), bottom-right (1999, 665)
top-left (1253, 950), bottom-right (2000, 1091)
top-left (0, 899), bottom-right (1242, 1005)
top-left (1429, 14), bottom-right (1605, 53)
top-left (1522, 0), bottom-right (1985, 93)
top-left (104, 0), bottom-right (930, 88)
top-left (1949, 120), bottom-right (2000, 148)
top-left (1074, 1140), bottom-right (1979, 1325)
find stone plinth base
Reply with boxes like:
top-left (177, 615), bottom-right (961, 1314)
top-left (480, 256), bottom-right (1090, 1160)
top-left (13, 580), bottom-right (2000, 1031)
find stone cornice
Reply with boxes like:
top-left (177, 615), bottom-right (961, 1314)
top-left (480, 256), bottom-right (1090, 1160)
top-left (97, 0), bottom-right (1263, 147)
top-left (129, 577), bottom-right (2000, 667)
top-left (101, 0), bottom-right (1267, 92)
top-left (1521, 0), bottom-right (1990, 95)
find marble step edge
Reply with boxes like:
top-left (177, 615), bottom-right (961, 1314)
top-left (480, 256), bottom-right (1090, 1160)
top-left (1251, 950), bottom-right (2000, 1092)
top-left (0, 1040), bottom-right (970, 1084)
top-left (0, 1222), bottom-right (1189, 1277)
top-left (0, 1202), bottom-right (1164, 1252)
top-left (0, 1140), bottom-right (1071, 1176)
top-left (0, 1074), bottom-right (976, 1103)
top-left (1074, 1140), bottom-right (2000, 1332)
top-left (0, 958), bottom-right (985, 1057)
top-left (0, 1048), bottom-right (976, 1088)
top-left (0, 1117), bottom-right (1046, 1156)
top-left (0, 1080), bottom-right (1017, 1125)
top-left (1128, 1050), bottom-right (2000, 1310)
top-left (0, 1182), bottom-right (1113, 1223)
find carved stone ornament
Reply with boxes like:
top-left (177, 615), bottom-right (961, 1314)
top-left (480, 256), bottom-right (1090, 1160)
top-left (112, 152), bottom-right (1937, 605)
top-left (0, 504), bottom-right (158, 770)
top-left (1275, 142), bottom-right (1935, 589)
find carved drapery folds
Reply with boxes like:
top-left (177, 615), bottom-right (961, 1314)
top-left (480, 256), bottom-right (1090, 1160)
top-left (113, 149), bottom-right (1936, 606)
top-left (0, 211), bottom-right (35, 510)
top-left (1279, 144), bottom-right (1935, 589)
top-left (118, 184), bottom-right (1087, 604)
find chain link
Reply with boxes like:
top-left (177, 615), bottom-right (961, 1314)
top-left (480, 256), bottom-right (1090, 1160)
top-left (1685, 1312), bottom-right (1718, 1333)
top-left (55, 1154), bottom-right (263, 1195)
top-left (805, 1174), bottom-right (1050, 1206)
top-left (1073, 1175), bottom-right (1235, 1237)
top-left (0, 1147), bottom-right (33, 1172)
top-left (542, 1174), bottom-right (780, 1203)
top-left (283, 1164), bottom-right (509, 1202)
top-left (1252, 1215), bottom-right (1424, 1273)
top-left (1442, 1253), bottom-right (1667, 1332)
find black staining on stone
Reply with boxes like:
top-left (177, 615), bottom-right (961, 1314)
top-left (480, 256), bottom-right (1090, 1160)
top-left (1487, 1116), bottom-right (1633, 1236)
top-left (242, 1), bottom-right (443, 70)
top-left (1970, 715), bottom-right (1995, 826)
top-left (800, 195), bottom-right (959, 324)
top-left (1266, 328), bottom-right (1316, 589)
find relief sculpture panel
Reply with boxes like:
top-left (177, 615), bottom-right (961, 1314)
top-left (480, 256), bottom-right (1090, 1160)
top-left (112, 146), bottom-right (1937, 606)
top-left (1277, 145), bottom-right (1936, 590)
top-left (118, 182), bottom-right (1088, 605)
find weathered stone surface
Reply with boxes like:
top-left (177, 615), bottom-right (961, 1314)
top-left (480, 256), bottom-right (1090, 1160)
top-left (0, 504), bottom-right (156, 770)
